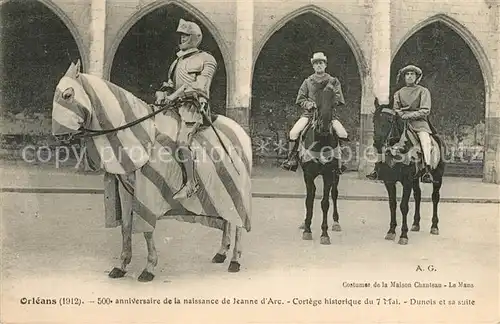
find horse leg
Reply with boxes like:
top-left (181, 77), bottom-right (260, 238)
top-left (331, 172), bottom-right (341, 232)
top-left (398, 182), bottom-right (413, 245)
top-left (430, 180), bottom-right (442, 235)
top-left (138, 232), bottom-right (157, 282)
top-left (212, 220), bottom-right (231, 264)
top-left (228, 224), bottom-right (243, 272)
top-left (411, 178), bottom-right (422, 231)
top-left (108, 178), bottom-right (133, 279)
top-left (302, 169), bottom-right (316, 240)
top-left (384, 182), bottom-right (397, 241)
top-left (320, 170), bottom-right (333, 245)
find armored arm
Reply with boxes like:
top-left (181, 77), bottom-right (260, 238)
top-left (155, 60), bottom-right (177, 104)
top-left (183, 53), bottom-right (217, 100)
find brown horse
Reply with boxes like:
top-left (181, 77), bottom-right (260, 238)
top-left (298, 88), bottom-right (343, 244)
top-left (372, 98), bottom-right (445, 245)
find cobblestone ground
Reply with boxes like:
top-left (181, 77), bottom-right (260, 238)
top-left (1, 193), bottom-right (499, 323)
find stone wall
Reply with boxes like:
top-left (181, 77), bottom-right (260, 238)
top-left (2, 0), bottom-right (499, 181)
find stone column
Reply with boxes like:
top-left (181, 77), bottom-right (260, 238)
top-left (483, 2), bottom-right (500, 184)
top-left (88, 0), bottom-right (106, 77)
top-left (82, 0), bottom-right (106, 172)
top-left (227, 0), bottom-right (254, 133)
top-left (358, 0), bottom-right (391, 178)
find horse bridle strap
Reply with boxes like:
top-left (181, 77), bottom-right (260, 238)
top-left (72, 98), bottom-right (200, 140)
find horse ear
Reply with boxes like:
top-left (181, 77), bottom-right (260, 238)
top-left (374, 97), bottom-right (380, 108)
top-left (64, 62), bottom-right (76, 77)
top-left (75, 59), bottom-right (81, 76)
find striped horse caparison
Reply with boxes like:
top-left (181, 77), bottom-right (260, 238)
top-left (52, 60), bottom-right (253, 282)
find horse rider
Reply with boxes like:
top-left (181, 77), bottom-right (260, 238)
top-left (281, 52), bottom-right (349, 172)
top-left (366, 64), bottom-right (435, 183)
top-left (155, 18), bottom-right (217, 199)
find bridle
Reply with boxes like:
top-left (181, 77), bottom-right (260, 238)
top-left (378, 107), bottom-right (399, 149)
top-left (57, 98), bottom-right (198, 142)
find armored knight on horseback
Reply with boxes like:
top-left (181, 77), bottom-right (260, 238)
top-left (155, 19), bottom-right (217, 199)
top-left (366, 64), bottom-right (436, 183)
top-left (281, 52), bottom-right (349, 172)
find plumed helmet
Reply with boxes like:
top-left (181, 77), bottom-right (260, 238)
top-left (396, 64), bottom-right (423, 84)
top-left (177, 18), bottom-right (203, 50)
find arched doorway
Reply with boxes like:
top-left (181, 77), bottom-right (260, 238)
top-left (109, 4), bottom-right (227, 115)
top-left (0, 0), bottom-right (82, 138)
top-left (251, 12), bottom-right (362, 167)
top-left (392, 21), bottom-right (486, 177)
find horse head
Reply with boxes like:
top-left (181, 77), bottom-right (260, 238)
top-left (373, 97), bottom-right (403, 149)
top-left (51, 60), bottom-right (92, 142)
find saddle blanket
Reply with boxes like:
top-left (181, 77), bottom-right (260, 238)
top-left (391, 127), bottom-right (442, 171)
top-left (99, 111), bottom-right (252, 234)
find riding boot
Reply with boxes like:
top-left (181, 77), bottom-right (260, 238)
top-left (337, 137), bottom-right (350, 174)
top-left (281, 140), bottom-right (299, 172)
top-left (366, 160), bottom-right (383, 180)
top-left (421, 164), bottom-right (434, 184)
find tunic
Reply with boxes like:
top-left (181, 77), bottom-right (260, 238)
top-left (296, 73), bottom-right (345, 118)
top-left (165, 48), bottom-right (217, 123)
top-left (393, 84), bottom-right (432, 133)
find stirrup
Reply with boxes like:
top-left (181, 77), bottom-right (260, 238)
top-left (281, 159), bottom-right (299, 172)
top-left (366, 170), bottom-right (379, 180)
top-left (173, 182), bottom-right (199, 200)
top-left (421, 171), bottom-right (434, 184)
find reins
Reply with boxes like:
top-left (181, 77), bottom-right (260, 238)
top-left (380, 107), bottom-right (398, 148)
top-left (67, 98), bottom-right (196, 141)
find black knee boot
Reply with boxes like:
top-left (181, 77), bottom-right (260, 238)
top-left (366, 162), bottom-right (382, 180)
top-left (281, 140), bottom-right (299, 172)
top-left (337, 137), bottom-right (350, 174)
top-left (421, 165), bottom-right (434, 183)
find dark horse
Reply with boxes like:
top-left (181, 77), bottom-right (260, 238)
top-left (372, 98), bottom-right (445, 245)
top-left (298, 88), bottom-right (342, 245)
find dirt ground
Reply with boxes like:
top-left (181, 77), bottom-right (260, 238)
top-left (1, 193), bottom-right (499, 324)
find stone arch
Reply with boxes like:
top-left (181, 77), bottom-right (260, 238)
top-left (251, 9), bottom-right (363, 167)
top-left (393, 13), bottom-right (493, 91)
top-left (0, 0), bottom-right (88, 69)
top-left (104, 0), bottom-right (232, 105)
top-left (0, 0), bottom-right (85, 135)
top-left (253, 4), bottom-right (368, 81)
top-left (392, 15), bottom-right (490, 177)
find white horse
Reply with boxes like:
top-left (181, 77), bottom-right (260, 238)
top-left (51, 60), bottom-right (252, 282)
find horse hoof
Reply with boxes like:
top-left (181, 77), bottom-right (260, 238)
top-left (398, 237), bottom-right (409, 245)
top-left (320, 236), bottom-right (331, 245)
top-left (331, 223), bottom-right (342, 232)
top-left (108, 267), bottom-right (126, 279)
top-left (385, 233), bottom-right (396, 241)
top-left (302, 232), bottom-right (313, 240)
top-left (411, 224), bottom-right (420, 232)
top-left (299, 222), bottom-right (305, 230)
top-left (228, 261), bottom-right (240, 273)
top-left (138, 270), bottom-right (155, 282)
top-left (212, 253), bottom-right (227, 264)
top-left (430, 228), bottom-right (439, 235)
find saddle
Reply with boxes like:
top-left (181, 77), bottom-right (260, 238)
top-left (386, 122), bottom-right (442, 172)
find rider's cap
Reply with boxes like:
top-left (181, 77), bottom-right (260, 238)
top-left (396, 64), bottom-right (423, 84)
top-left (311, 52), bottom-right (327, 64)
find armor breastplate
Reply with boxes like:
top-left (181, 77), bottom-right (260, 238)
top-left (167, 49), bottom-right (217, 100)
top-left (174, 52), bottom-right (203, 89)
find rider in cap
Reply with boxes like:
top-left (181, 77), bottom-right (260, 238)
top-left (155, 18), bottom-right (217, 199)
top-left (366, 64), bottom-right (435, 183)
top-left (281, 52), bottom-right (349, 172)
